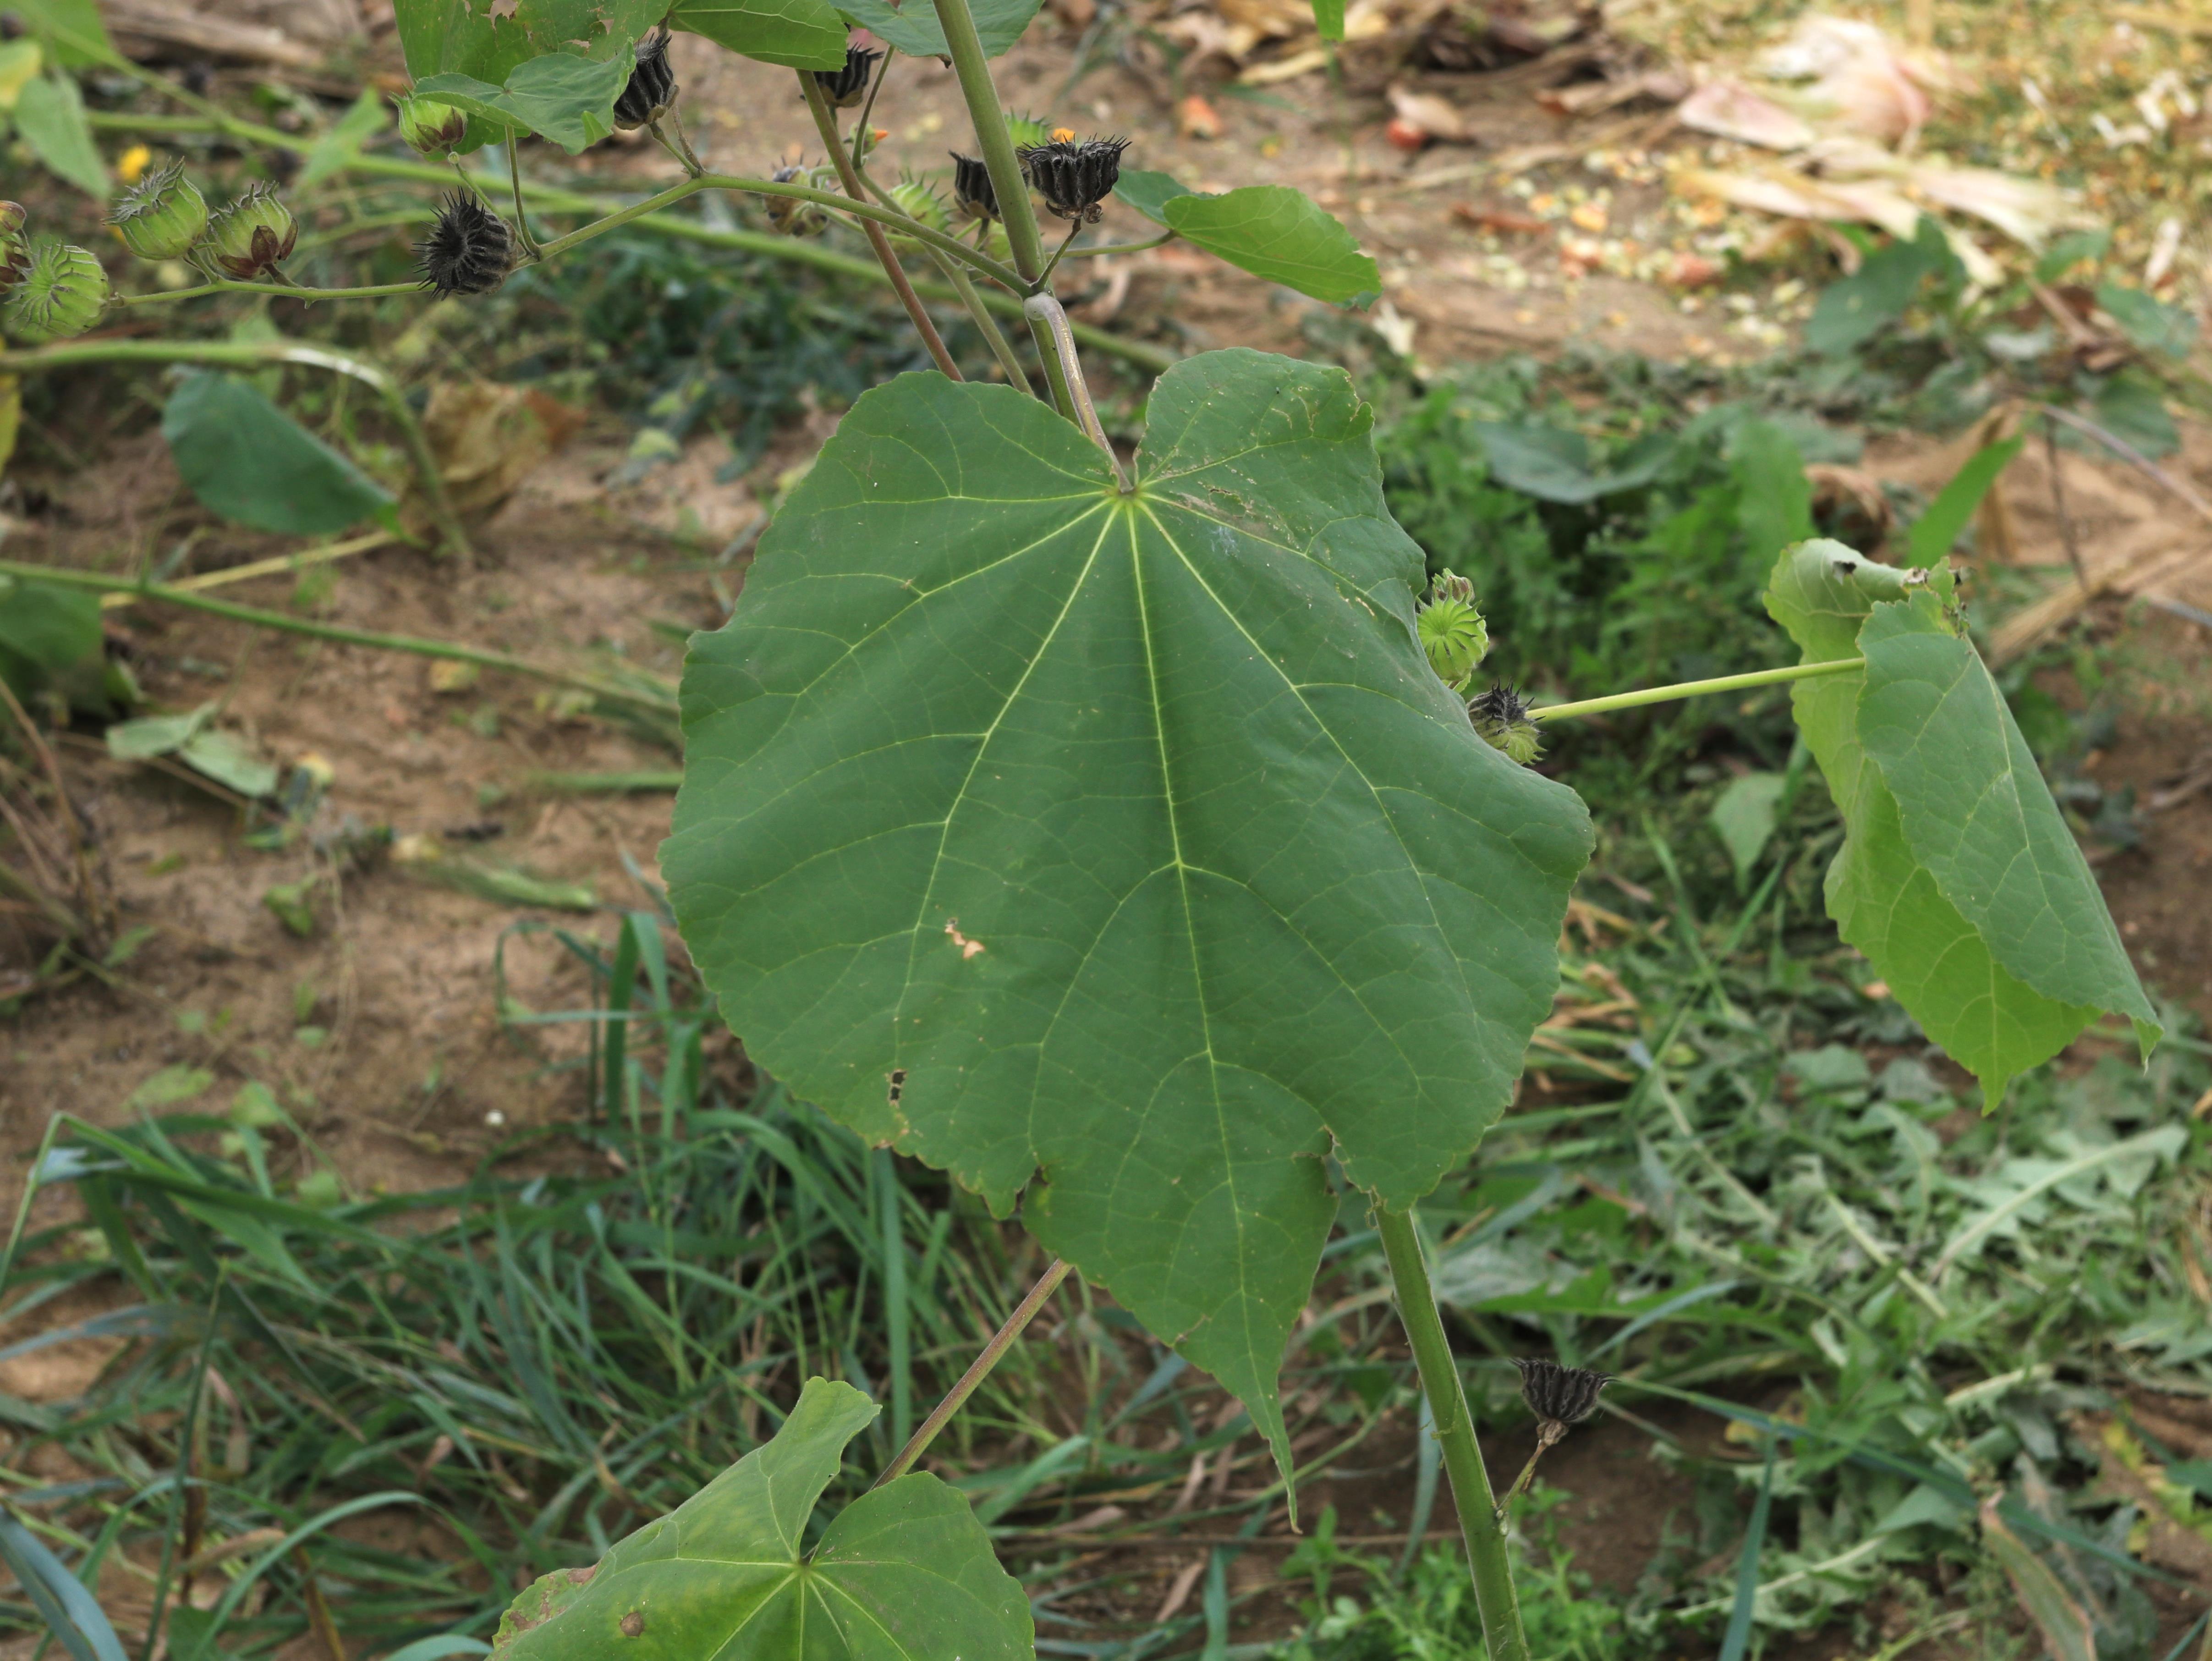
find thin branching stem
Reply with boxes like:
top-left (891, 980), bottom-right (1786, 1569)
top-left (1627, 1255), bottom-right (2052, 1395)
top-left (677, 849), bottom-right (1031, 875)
top-left (1032, 218), bottom-right (1085, 289)
top-left (505, 140), bottom-right (543, 258)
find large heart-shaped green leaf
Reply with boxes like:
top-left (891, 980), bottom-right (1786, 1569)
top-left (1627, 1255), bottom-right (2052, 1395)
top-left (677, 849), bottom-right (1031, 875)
top-left (394, 0), bottom-right (664, 150)
top-left (161, 374), bottom-right (398, 538)
top-left (1117, 174), bottom-right (1378, 307)
top-left (834, 0), bottom-right (1043, 59)
top-left (415, 49), bottom-right (633, 153)
top-left (673, 0), bottom-right (851, 69)
top-left (664, 350), bottom-right (1592, 1486)
top-left (493, 1378), bottom-right (1030, 1661)
top-left (1766, 542), bottom-right (2158, 1107)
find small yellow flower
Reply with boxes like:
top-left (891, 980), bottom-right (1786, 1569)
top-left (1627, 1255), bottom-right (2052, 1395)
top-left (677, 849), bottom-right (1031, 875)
top-left (117, 144), bottom-right (153, 184)
top-left (1051, 126), bottom-right (1075, 143)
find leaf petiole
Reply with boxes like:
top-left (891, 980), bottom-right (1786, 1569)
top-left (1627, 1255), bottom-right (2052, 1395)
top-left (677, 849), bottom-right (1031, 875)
top-left (1531, 657), bottom-right (1863, 724)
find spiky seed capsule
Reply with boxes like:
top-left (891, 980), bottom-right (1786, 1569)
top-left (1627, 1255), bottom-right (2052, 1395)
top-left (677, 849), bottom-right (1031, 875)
top-left (1017, 135), bottom-right (1129, 224)
top-left (394, 94), bottom-right (469, 157)
top-left (1510, 1358), bottom-right (1610, 1429)
top-left (1470, 682), bottom-right (1543, 766)
top-left (108, 160), bottom-right (209, 263)
top-left (1004, 111), bottom-right (1053, 150)
top-left (614, 25), bottom-right (677, 130)
top-left (4, 243), bottom-right (110, 345)
top-left (949, 153), bottom-right (999, 223)
top-left (1417, 568), bottom-right (1488, 689)
top-left (205, 182), bottom-right (297, 279)
top-left (885, 180), bottom-right (950, 253)
top-left (813, 44), bottom-right (879, 109)
top-left (416, 193), bottom-right (515, 298)
top-left (0, 203), bottom-right (30, 296)
top-left (765, 165), bottom-right (827, 236)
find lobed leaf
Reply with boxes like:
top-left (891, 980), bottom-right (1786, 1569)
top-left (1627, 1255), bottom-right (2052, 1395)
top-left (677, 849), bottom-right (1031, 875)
top-left (834, 0), bottom-right (1045, 59)
top-left (1766, 542), bottom-right (2158, 1108)
top-left (665, 350), bottom-right (1592, 1493)
top-left (674, 0), bottom-right (851, 71)
top-left (492, 1377), bottom-right (1030, 1661)
top-left (1116, 174), bottom-right (1378, 307)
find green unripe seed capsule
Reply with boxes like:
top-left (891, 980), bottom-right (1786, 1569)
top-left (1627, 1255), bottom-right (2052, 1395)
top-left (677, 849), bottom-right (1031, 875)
top-left (1469, 682), bottom-right (1543, 768)
top-left (765, 165), bottom-right (826, 237)
top-left (205, 182), bottom-right (298, 279)
top-left (4, 243), bottom-right (110, 344)
top-left (886, 180), bottom-right (949, 253)
top-left (107, 160), bottom-right (209, 263)
top-left (395, 94), bottom-right (469, 157)
top-left (1416, 569), bottom-right (1488, 690)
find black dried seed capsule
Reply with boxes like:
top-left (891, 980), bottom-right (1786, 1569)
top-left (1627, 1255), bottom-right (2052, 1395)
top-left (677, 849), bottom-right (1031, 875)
top-left (1469, 681), bottom-right (1542, 766)
top-left (614, 25), bottom-right (677, 130)
top-left (1016, 135), bottom-right (1128, 223)
top-left (813, 44), bottom-right (880, 109)
top-left (949, 153), bottom-right (999, 222)
top-left (1510, 1358), bottom-right (1610, 1429)
top-left (417, 192), bottom-right (516, 298)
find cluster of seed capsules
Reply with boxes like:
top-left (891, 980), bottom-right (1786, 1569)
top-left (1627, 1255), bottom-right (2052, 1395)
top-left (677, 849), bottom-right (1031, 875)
top-left (1, 171), bottom-right (304, 345)
top-left (1, 30), bottom-right (1133, 345)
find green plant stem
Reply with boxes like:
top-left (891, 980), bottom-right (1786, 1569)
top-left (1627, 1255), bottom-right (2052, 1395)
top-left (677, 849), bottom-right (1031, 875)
top-left (1026, 293), bottom-right (1122, 483)
top-left (875, 1257), bottom-right (1071, 1486)
top-left (0, 561), bottom-right (676, 714)
top-left (0, 338), bottom-right (469, 560)
top-left (115, 280), bottom-right (426, 306)
top-left (800, 74), bottom-right (963, 381)
top-left (505, 140), bottom-right (543, 258)
top-left (1066, 233), bottom-right (1176, 258)
top-left (1375, 1205), bottom-right (1528, 1661)
top-left (82, 113), bottom-right (1175, 373)
top-left (928, 0), bottom-right (1046, 283)
top-left (1531, 657), bottom-right (1862, 724)
top-left (852, 159), bottom-right (1037, 396)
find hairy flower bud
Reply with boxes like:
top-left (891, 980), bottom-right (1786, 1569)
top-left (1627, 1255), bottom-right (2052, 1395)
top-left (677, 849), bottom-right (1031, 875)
top-left (1017, 135), bottom-right (1128, 224)
top-left (764, 165), bottom-right (827, 236)
top-left (395, 94), bottom-right (469, 157)
top-left (1416, 568), bottom-right (1487, 689)
top-left (4, 243), bottom-right (110, 344)
top-left (416, 192), bottom-right (515, 297)
top-left (949, 153), bottom-right (998, 223)
top-left (812, 44), bottom-right (879, 109)
top-left (205, 182), bottom-right (297, 279)
top-left (614, 25), bottom-right (677, 130)
top-left (1469, 682), bottom-right (1543, 767)
top-left (886, 179), bottom-right (949, 253)
top-left (0, 203), bottom-right (29, 296)
top-left (107, 159), bottom-right (209, 263)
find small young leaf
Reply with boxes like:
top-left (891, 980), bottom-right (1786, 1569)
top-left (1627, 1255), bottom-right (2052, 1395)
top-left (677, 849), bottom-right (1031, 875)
top-left (1805, 216), bottom-right (1955, 357)
top-left (1905, 435), bottom-right (2022, 566)
top-left (15, 70), bottom-right (108, 198)
top-left (2094, 279), bottom-right (2197, 360)
top-left (833, 0), bottom-right (1044, 59)
top-left (414, 50), bottom-right (633, 154)
top-left (2033, 227), bottom-right (2108, 284)
top-left (1113, 168), bottom-right (1197, 225)
top-left (161, 374), bottom-right (399, 537)
top-left (1709, 771), bottom-right (1786, 886)
top-left (5, 0), bottom-right (112, 69)
top-left (673, 0), bottom-right (850, 70)
top-left (0, 575), bottom-right (102, 679)
top-left (1162, 186), bottom-right (1379, 307)
top-left (1309, 0), bottom-right (1346, 41)
top-left (1766, 542), bottom-right (2159, 1108)
top-left (492, 1378), bottom-right (1032, 1661)
top-left (1472, 422), bottom-right (1670, 505)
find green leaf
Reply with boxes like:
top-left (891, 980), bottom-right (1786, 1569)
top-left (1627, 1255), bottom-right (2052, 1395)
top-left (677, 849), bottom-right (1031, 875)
top-left (833, 0), bottom-right (1043, 59)
top-left (2034, 227), bottom-right (2108, 284)
top-left (1805, 217), bottom-right (1954, 357)
top-left (15, 70), bottom-right (107, 198)
top-left (491, 1377), bottom-right (1031, 1661)
top-left (673, 0), bottom-right (849, 67)
top-left (107, 705), bottom-right (212, 762)
top-left (1160, 186), bottom-right (1379, 307)
top-left (665, 350), bottom-right (1592, 1494)
top-left (161, 374), bottom-right (399, 537)
top-left (2089, 369), bottom-right (2178, 460)
top-left (179, 729), bottom-right (280, 798)
top-left (1766, 543), bottom-right (2158, 1108)
top-left (0, 574), bottom-right (102, 676)
top-left (1709, 771), bottom-right (1786, 886)
top-left (5, 0), bottom-right (112, 69)
top-left (126, 1064), bottom-right (216, 1111)
top-left (1905, 435), bottom-right (2022, 566)
top-left (296, 88), bottom-right (389, 192)
top-left (2095, 279), bottom-right (2197, 360)
top-left (1472, 422), bottom-right (1669, 505)
top-left (1729, 419), bottom-right (1812, 568)
top-left (1114, 169), bottom-right (1198, 226)
top-left (393, 0), bottom-right (664, 152)
top-left (0, 40), bottom-right (43, 110)
top-left (1310, 0), bottom-right (1345, 41)
top-left (415, 49), bottom-right (632, 153)
top-left (1979, 1498), bottom-right (2096, 1661)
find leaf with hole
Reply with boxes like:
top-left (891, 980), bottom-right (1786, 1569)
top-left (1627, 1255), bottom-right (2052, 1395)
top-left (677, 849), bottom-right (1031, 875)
top-left (490, 1377), bottom-right (1031, 1661)
top-left (1766, 541), bottom-right (2158, 1107)
top-left (1115, 175), bottom-right (1378, 307)
top-left (672, 0), bottom-right (849, 70)
top-left (415, 49), bottom-right (634, 153)
top-left (161, 374), bottom-right (399, 538)
top-left (664, 349), bottom-right (1592, 1493)
top-left (833, 0), bottom-right (1044, 59)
